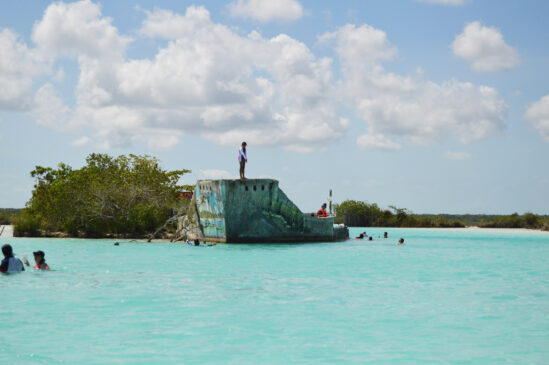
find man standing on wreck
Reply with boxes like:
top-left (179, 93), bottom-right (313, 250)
top-left (238, 141), bottom-right (247, 179)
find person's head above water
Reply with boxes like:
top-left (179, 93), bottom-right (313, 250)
top-left (2, 244), bottom-right (13, 258)
top-left (33, 250), bottom-right (45, 264)
top-left (398, 238), bottom-right (404, 245)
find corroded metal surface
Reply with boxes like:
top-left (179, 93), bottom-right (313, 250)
top-left (186, 179), bottom-right (349, 243)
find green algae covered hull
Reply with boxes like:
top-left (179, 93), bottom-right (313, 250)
top-left (192, 179), bottom-right (349, 243)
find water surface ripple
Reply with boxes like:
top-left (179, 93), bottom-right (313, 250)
top-left (1, 228), bottom-right (549, 364)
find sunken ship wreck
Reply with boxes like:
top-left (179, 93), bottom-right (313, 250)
top-left (180, 179), bottom-right (349, 243)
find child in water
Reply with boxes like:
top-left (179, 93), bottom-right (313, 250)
top-left (23, 250), bottom-right (50, 270)
top-left (398, 238), bottom-right (405, 245)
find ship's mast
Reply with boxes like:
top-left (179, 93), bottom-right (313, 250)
top-left (329, 189), bottom-right (332, 215)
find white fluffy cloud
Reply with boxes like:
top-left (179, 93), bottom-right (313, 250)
top-left (320, 24), bottom-right (507, 150)
top-left (0, 28), bottom-right (46, 110)
top-left (318, 24), bottom-right (397, 69)
top-left (72, 136), bottom-right (92, 147)
top-left (2, 1), bottom-right (510, 154)
top-left (444, 151), bottom-right (471, 160)
top-left (139, 6), bottom-right (211, 39)
top-left (452, 21), bottom-right (520, 71)
top-left (32, 0), bottom-right (130, 59)
top-left (416, 0), bottom-right (467, 5)
top-left (228, 0), bottom-right (303, 22)
top-left (525, 95), bottom-right (549, 141)
top-left (27, 2), bottom-right (345, 151)
top-left (357, 133), bottom-right (401, 151)
top-left (32, 84), bottom-right (72, 129)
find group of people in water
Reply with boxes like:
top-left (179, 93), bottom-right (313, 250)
top-left (0, 244), bottom-right (50, 274)
top-left (2, 230), bottom-right (403, 274)
top-left (315, 202), bottom-right (406, 245)
top-left (186, 239), bottom-right (216, 247)
top-left (355, 231), bottom-right (405, 245)
top-left (241, 144), bottom-right (404, 245)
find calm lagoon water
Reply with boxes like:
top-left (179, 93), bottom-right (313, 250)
top-left (1, 227), bottom-right (549, 364)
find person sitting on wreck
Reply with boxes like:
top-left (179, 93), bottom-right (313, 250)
top-left (317, 203), bottom-right (328, 218)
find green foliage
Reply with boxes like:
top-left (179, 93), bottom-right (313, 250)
top-left (334, 200), bottom-right (465, 228)
top-left (415, 213), bottom-right (549, 227)
top-left (13, 213), bottom-right (42, 237)
top-left (334, 200), bottom-right (389, 227)
top-left (479, 212), bottom-right (544, 229)
top-left (523, 212), bottom-right (540, 227)
top-left (0, 208), bottom-right (22, 225)
top-left (14, 154), bottom-right (190, 237)
top-left (334, 201), bottom-right (547, 229)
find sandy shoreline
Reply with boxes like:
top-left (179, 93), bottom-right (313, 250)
top-left (0, 225), bottom-right (13, 238)
top-left (362, 226), bottom-right (549, 234)
top-left (3, 224), bottom-right (548, 240)
top-left (463, 226), bottom-right (549, 234)
top-left (0, 225), bottom-right (177, 240)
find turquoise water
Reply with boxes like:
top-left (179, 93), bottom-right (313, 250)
top-left (1, 228), bottom-right (549, 364)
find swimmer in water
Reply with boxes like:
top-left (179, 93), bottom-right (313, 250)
top-left (186, 239), bottom-right (216, 246)
top-left (0, 244), bottom-right (25, 273)
top-left (185, 239), bottom-right (202, 246)
top-left (23, 250), bottom-right (50, 270)
top-left (398, 238), bottom-right (404, 245)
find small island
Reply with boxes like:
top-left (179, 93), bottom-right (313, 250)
top-left (7, 153), bottom-right (549, 240)
top-left (13, 153), bottom-right (191, 239)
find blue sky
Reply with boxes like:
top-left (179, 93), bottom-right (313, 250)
top-left (1, 0), bottom-right (548, 214)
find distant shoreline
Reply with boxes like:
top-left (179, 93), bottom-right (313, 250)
top-left (3, 224), bottom-right (549, 240)
top-left (465, 226), bottom-right (549, 233)
top-left (0, 225), bottom-right (175, 240)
